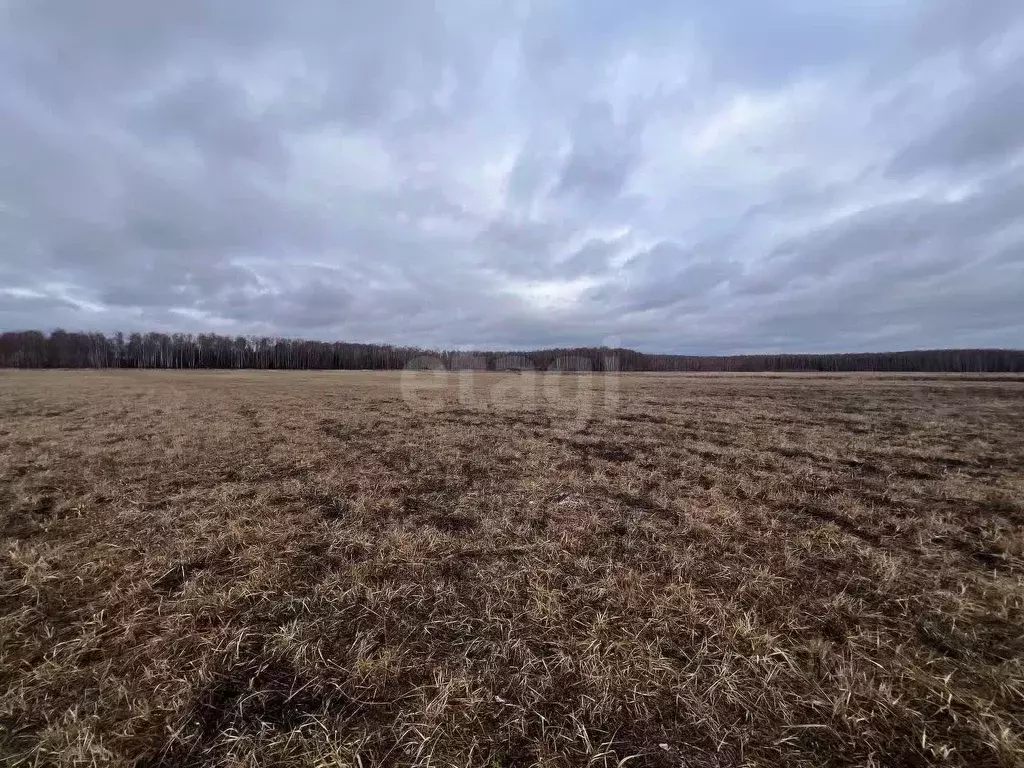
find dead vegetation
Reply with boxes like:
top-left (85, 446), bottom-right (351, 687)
top-left (0, 370), bottom-right (1022, 767)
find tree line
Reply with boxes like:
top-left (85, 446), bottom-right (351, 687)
top-left (0, 330), bottom-right (1021, 373)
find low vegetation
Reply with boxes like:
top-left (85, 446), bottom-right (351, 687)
top-left (1, 370), bottom-right (1022, 766)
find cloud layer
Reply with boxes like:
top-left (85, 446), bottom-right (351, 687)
top-left (2, 0), bottom-right (1023, 353)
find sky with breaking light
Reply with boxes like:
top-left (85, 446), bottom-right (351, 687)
top-left (1, 1), bottom-right (1023, 353)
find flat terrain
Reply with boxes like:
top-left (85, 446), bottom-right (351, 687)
top-left (1, 370), bottom-right (1022, 767)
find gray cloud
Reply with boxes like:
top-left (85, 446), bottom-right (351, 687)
top-left (889, 60), bottom-right (1024, 177)
top-left (556, 101), bottom-right (640, 203)
top-left (1, 1), bottom-right (1023, 353)
top-left (743, 165), bottom-right (1024, 297)
top-left (596, 242), bottom-right (736, 314)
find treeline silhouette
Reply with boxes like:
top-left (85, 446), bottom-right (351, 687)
top-left (1, 330), bottom-right (1022, 373)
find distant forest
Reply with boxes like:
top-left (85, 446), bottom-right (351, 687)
top-left (1, 330), bottom-right (1022, 373)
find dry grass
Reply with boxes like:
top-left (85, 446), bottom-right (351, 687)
top-left (1, 370), bottom-right (1022, 767)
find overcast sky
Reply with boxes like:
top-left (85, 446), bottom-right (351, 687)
top-left (1, 1), bottom-right (1022, 353)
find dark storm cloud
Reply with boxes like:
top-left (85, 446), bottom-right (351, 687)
top-left (1, 0), bottom-right (1023, 353)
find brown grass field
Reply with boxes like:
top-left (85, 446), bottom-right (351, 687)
top-left (1, 370), bottom-right (1022, 767)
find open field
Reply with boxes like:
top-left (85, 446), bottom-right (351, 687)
top-left (1, 370), bottom-right (1022, 767)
